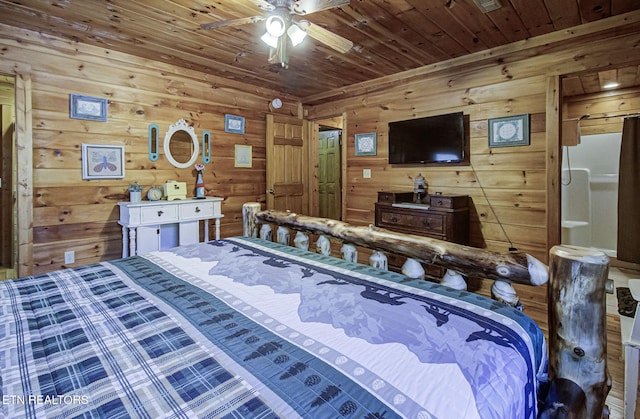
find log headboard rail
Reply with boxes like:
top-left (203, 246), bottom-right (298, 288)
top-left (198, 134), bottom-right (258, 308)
top-left (241, 202), bottom-right (611, 418)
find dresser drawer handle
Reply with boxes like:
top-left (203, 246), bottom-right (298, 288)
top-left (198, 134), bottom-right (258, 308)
top-left (157, 210), bottom-right (164, 217)
top-left (195, 207), bottom-right (201, 213)
top-left (390, 216), bottom-right (398, 223)
top-left (422, 219), bottom-right (431, 227)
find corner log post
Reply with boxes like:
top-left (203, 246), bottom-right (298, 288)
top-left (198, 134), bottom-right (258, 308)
top-left (541, 245), bottom-right (610, 418)
top-left (254, 208), bottom-right (548, 286)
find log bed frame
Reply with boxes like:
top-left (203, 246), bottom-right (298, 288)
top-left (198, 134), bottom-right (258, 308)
top-left (241, 203), bottom-right (611, 418)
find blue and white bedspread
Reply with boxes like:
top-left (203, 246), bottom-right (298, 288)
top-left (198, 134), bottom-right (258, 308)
top-left (0, 237), bottom-right (547, 418)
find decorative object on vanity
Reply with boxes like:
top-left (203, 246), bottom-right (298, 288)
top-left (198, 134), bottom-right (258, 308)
top-left (224, 114), bottom-right (245, 134)
top-left (128, 181), bottom-right (143, 203)
top-left (81, 144), bottom-right (125, 180)
top-left (163, 180), bottom-right (187, 201)
top-left (69, 94), bottom-right (107, 122)
top-left (117, 197), bottom-right (224, 257)
top-left (234, 144), bottom-right (252, 168)
top-left (194, 163), bottom-right (206, 199)
top-left (146, 185), bottom-right (163, 201)
top-left (201, 130), bottom-right (211, 164)
top-left (163, 119), bottom-right (199, 169)
top-left (354, 132), bottom-right (377, 156)
top-left (413, 173), bottom-right (428, 204)
top-left (488, 113), bottom-right (530, 147)
top-left (148, 124), bottom-right (159, 162)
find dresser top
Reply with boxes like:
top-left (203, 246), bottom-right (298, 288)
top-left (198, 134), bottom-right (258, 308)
top-left (118, 196), bottom-right (223, 207)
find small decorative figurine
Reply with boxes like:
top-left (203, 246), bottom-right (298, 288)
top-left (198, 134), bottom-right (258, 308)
top-left (413, 173), bottom-right (428, 204)
top-left (194, 163), bottom-right (206, 199)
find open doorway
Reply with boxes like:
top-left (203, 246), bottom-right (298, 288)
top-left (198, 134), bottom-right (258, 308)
top-left (313, 115), bottom-right (344, 220)
top-left (0, 73), bottom-right (15, 279)
top-left (560, 65), bottom-right (640, 262)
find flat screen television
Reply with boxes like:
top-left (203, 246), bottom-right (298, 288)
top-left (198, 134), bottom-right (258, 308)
top-left (388, 112), bottom-right (465, 164)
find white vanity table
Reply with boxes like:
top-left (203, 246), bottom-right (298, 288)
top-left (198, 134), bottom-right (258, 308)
top-left (118, 197), bottom-right (223, 257)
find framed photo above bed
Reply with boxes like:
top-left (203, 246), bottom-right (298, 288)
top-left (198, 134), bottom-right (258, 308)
top-left (82, 144), bottom-right (125, 179)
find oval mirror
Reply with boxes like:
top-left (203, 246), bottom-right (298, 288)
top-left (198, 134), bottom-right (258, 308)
top-left (163, 119), bottom-right (199, 169)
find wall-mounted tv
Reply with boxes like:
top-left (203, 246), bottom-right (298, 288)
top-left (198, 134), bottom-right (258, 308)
top-left (388, 112), bottom-right (466, 164)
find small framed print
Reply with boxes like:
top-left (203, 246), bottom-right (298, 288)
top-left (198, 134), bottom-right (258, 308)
top-left (355, 132), bottom-right (377, 156)
top-left (82, 144), bottom-right (125, 180)
top-left (225, 114), bottom-right (245, 134)
top-left (488, 114), bottom-right (530, 147)
top-left (234, 144), bottom-right (252, 168)
top-left (70, 94), bottom-right (108, 122)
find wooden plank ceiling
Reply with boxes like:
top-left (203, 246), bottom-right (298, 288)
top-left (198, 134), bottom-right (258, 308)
top-left (0, 0), bottom-right (638, 100)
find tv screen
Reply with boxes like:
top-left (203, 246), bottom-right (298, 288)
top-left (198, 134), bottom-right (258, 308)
top-left (388, 112), bottom-right (465, 164)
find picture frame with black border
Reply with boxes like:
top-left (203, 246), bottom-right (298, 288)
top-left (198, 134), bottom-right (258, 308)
top-left (354, 132), bottom-right (377, 156)
top-left (70, 94), bottom-right (108, 122)
top-left (225, 114), bottom-right (245, 134)
top-left (82, 144), bottom-right (125, 180)
top-left (488, 114), bottom-right (530, 148)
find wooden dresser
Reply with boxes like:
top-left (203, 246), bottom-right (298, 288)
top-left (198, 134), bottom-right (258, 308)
top-left (374, 192), bottom-right (469, 244)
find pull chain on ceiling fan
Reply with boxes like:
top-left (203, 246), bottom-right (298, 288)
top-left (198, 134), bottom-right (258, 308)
top-left (201, 0), bottom-right (353, 68)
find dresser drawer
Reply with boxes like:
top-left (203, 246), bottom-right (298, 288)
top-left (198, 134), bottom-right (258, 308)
top-left (180, 201), bottom-right (215, 220)
top-left (377, 191), bottom-right (413, 204)
top-left (429, 195), bottom-right (468, 209)
top-left (141, 205), bottom-right (179, 223)
top-left (378, 209), bottom-right (444, 235)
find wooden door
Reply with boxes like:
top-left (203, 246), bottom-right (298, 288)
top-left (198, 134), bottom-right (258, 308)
top-left (318, 130), bottom-right (341, 219)
top-left (0, 77), bottom-right (15, 273)
top-left (266, 114), bottom-right (307, 213)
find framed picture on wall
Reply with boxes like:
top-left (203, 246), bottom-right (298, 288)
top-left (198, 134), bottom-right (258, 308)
top-left (82, 144), bottom-right (125, 179)
top-left (70, 94), bottom-right (108, 122)
top-left (234, 144), bottom-right (252, 168)
top-left (488, 114), bottom-right (530, 147)
top-left (225, 114), bottom-right (245, 134)
top-left (355, 132), bottom-right (377, 156)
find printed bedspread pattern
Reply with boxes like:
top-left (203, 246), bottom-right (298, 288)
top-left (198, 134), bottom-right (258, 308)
top-left (0, 237), bottom-right (546, 418)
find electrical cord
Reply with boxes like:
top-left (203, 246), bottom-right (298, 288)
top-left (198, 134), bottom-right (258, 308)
top-left (470, 162), bottom-right (516, 251)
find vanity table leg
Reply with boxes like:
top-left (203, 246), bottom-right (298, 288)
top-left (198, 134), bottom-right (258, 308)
top-left (129, 227), bottom-right (137, 256)
top-left (204, 220), bottom-right (210, 242)
top-left (215, 217), bottom-right (221, 240)
top-left (121, 226), bottom-right (129, 258)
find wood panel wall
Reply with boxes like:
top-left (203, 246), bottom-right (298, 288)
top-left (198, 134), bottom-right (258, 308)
top-left (0, 24), bottom-right (298, 275)
top-left (303, 17), bottom-right (640, 308)
top-left (565, 87), bottom-right (640, 136)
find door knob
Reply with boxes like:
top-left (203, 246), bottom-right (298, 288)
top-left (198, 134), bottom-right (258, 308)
top-left (267, 189), bottom-right (274, 194)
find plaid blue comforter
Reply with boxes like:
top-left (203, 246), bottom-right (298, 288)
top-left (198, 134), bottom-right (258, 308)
top-left (0, 237), bottom-right (546, 418)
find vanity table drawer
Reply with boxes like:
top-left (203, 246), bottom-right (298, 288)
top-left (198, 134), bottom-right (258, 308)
top-left (180, 201), bottom-right (215, 220)
top-left (141, 205), bottom-right (179, 223)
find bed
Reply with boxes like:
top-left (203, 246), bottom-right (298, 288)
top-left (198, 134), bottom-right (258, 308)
top-left (0, 203), bottom-right (610, 418)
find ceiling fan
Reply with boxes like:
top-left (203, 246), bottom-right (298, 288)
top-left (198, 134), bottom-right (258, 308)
top-left (200, 0), bottom-right (353, 68)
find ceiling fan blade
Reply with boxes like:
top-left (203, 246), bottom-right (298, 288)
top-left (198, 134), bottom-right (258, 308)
top-left (292, 0), bottom-right (350, 15)
top-left (200, 16), bottom-right (264, 30)
top-left (297, 20), bottom-right (353, 53)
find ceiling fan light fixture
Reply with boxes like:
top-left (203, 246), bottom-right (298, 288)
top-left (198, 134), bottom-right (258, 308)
top-left (265, 15), bottom-right (286, 37)
top-left (287, 23), bottom-right (307, 47)
top-left (261, 31), bottom-right (280, 48)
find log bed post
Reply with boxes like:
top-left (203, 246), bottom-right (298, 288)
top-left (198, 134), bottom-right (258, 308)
top-left (242, 202), bottom-right (261, 238)
top-left (542, 245), bottom-right (610, 418)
